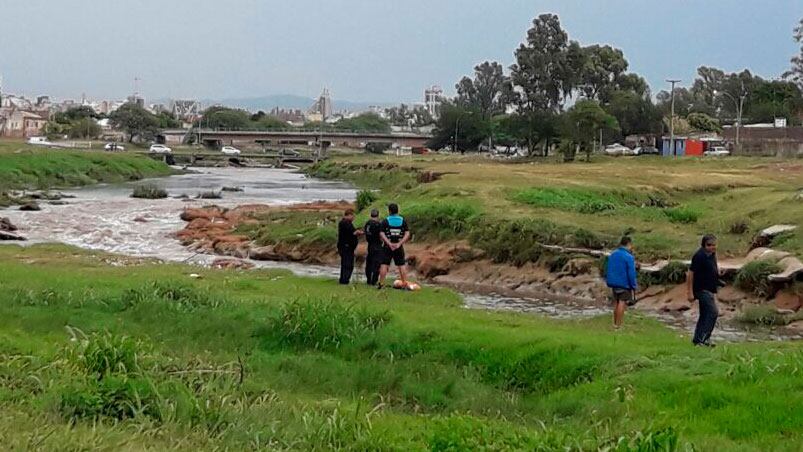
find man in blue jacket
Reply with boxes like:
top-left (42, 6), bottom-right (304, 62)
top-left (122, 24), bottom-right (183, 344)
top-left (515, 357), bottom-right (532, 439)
top-left (606, 236), bottom-right (638, 329)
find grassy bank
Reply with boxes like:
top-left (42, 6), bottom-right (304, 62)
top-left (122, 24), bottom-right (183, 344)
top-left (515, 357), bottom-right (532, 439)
top-left (0, 244), bottom-right (802, 450)
top-left (304, 155), bottom-right (803, 262)
top-left (0, 141), bottom-right (172, 191)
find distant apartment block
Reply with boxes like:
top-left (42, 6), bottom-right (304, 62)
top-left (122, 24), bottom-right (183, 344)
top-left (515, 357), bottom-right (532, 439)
top-left (424, 85), bottom-right (443, 118)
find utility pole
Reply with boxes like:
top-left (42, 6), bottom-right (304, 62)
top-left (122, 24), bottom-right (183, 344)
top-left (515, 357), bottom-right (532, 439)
top-left (714, 81), bottom-right (747, 153)
top-left (666, 79), bottom-right (681, 157)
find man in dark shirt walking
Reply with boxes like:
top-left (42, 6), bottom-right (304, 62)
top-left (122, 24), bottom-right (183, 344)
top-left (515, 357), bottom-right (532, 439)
top-left (687, 234), bottom-right (722, 346)
top-left (363, 209), bottom-right (383, 286)
top-left (337, 209), bottom-right (362, 285)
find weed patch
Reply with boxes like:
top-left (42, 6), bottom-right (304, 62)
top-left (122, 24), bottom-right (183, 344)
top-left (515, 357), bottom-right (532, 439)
top-left (663, 206), bottom-right (701, 224)
top-left (131, 184), bottom-right (167, 199)
top-left (404, 201), bottom-right (480, 240)
top-left (735, 260), bottom-right (783, 298)
top-left (260, 298), bottom-right (391, 351)
top-left (120, 281), bottom-right (224, 312)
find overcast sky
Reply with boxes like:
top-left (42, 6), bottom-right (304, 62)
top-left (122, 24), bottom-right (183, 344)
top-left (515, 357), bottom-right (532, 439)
top-left (1, 0), bottom-right (800, 103)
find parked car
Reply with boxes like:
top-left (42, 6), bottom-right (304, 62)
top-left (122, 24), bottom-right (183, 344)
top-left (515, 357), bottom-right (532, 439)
top-left (604, 143), bottom-right (635, 156)
top-left (634, 146), bottom-right (660, 155)
top-left (704, 146), bottom-right (730, 157)
top-left (278, 148), bottom-right (301, 157)
top-left (149, 144), bottom-right (172, 154)
top-left (221, 146), bottom-right (241, 155)
top-left (104, 142), bottom-right (125, 152)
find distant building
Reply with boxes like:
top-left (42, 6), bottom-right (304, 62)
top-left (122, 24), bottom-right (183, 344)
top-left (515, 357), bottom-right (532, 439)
top-left (308, 88), bottom-right (333, 121)
top-left (0, 107), bottom-right (47, 138)
top-left (126, 95), bottom-right (145, 109)
top-left (170, 100), bottom-right (202, 121)
top-left (424, 85), bottom-right (443, 118)
top-left (270, 107), bottom-right (304, 124)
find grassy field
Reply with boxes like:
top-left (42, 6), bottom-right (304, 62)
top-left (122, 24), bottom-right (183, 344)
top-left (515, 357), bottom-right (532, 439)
top-left (306, 154), bottom-right (803, 262)
top-left (0, 244), bottom-right (801, 450)
top-left (0, 140), bottom-right (173, 192)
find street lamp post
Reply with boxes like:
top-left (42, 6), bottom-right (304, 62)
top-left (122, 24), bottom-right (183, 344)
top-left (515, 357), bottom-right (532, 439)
top-left (714, 82), bottom-right (747, 152)
top-left (666, 79), bottom-right (681, 157)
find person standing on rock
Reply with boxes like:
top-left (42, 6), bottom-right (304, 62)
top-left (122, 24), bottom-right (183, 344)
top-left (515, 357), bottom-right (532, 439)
top-left (363, 209), bottom-right (383, 286)
top-left (606, 236), bottom-right (638, 329)
top-left (337, 209), bottom-right (362, 285)
top-left (377, 203), bottom-right (410, 290)
top-left (687, 234), bottom-right (722, 347)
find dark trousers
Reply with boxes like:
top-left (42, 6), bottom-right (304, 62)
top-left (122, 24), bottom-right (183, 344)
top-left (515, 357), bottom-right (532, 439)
top-left (338, 247), bottom-right (355, 285)
top-left (365, 246), bottom-right (381, 285)
top-left (693, 290), bottom-right (719, 345)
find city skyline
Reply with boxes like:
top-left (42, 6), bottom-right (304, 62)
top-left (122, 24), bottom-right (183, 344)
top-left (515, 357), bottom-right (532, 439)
top-left (1, 0), bottom-right (800, 103)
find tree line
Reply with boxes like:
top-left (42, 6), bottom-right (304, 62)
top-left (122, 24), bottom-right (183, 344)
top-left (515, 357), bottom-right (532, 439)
top-left (427, 14), bottom-right (803, 160)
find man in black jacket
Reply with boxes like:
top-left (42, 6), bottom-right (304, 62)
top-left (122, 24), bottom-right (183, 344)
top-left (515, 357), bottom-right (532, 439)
top-left (337, 209), bottom-right (362, 284)
top-left (687, 234), bottom-right (722, 346)
top-left (363, 209), bottom-right (383, 286)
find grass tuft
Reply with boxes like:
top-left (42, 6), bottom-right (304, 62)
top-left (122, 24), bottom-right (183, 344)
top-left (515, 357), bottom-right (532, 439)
top-left (735, 260), bottom-right (783, 298)
top-left (131, 184), bottom-right (168, 199)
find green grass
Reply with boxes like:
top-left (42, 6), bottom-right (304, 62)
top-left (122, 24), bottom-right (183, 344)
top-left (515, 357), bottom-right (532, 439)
top-left (1, 244), bottom-right (802, 449)
top-left (131, 184), bottom-right (168, 199)
top-left (0, 141), bottom-right (173, 190)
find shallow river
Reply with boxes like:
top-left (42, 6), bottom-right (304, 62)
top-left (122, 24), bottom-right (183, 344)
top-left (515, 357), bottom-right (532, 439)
top-left (3, 167), bottom-right (800, 342)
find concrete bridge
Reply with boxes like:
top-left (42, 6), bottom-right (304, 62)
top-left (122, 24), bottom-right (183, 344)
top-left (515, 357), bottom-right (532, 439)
top-left (159, 129), bottom-right (431, 150)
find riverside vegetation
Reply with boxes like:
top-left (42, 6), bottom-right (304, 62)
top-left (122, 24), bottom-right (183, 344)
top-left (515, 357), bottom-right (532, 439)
top-left (0, 244), bottom-right (803, 450)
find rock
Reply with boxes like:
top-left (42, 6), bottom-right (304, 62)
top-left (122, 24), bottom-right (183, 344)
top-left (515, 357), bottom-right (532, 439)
top-left (211, 258), bottom-right (254, 270)
top-left (639, 285), bottom-right (666, 298)
top-left (189, 273), bottom-right (203, 279)
top-left (133, 216), bottom-right (148, 223)
top-left (221, 186), bottom-right (244, 192)
top-left (768, 256), bottom-right (803, 283)
top-left (19, 202), bottom-right (40, 211)
top-left (0, 230), bottom-right (26, 241)
top-left (249, 245), bottom-right (281, 261)
top-left (751, 225), bottom-right (798, 249)
top-left (559, 258), bottom-right (597, 277)
top-left (716, 286), bottom-right (751, 305)
top-left (180, 207), bottom-right (223, 222)
top-left (48, 201), bottom-right (68, 206)
top-left (787, 320), bottom-right (803, 331)
top-left (773, 290), bottom-right (802, 312)
top-left (0, 217), bottom-right (18, 232)
top-left (415, 251), bottom-right (452, 279)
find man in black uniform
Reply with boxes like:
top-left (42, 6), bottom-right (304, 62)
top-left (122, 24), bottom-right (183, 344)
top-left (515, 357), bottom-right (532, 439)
top-left (363, 209), bottom-right (383, 286)
top-left (377, 203), bottom-right (411, 289)
top-left (337, 208), bottom-right (362, 285)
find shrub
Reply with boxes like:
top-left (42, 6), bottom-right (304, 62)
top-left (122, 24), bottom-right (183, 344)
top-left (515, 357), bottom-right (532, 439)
top-left (729, 220), bottom-right (750, 235)
top-left (429, 415), bottom-right (547, 451)
top-left (611, 427), bottom-right (680, 452)
top-left (60, 375), bottom-right (160, 421)
top-left (404, 201), bottom-right (480, 240)
top-left (469, 218), bottom-right (607, 266)
top-left (663, 207), bottom-right (700, 224)
top-left (512, 187), bottom-right (620, 214)
top-left (656, 261), bottom-right (689, 285)
top-left (261, 298), bottom-right (391, 351)
top-left (737, 305), bottom-right (796, 326)
top-left (132, 184), bottom-right (167, 199)
top-left (365, 142), bottom-right (392, 154)
top-left (78, 332), bottom-right (143, 378)
top-left (355, 189), bottom-right (378, 212)
top-left (197, 191), bottom-right (222, 199)
top-left (120, 281), bottom-right (223, 312)
top-left (735, 260), bottom-right (783, 298)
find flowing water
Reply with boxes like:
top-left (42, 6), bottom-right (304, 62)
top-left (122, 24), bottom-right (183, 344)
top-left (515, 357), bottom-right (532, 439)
top-left (3, 166), bottom-right (800, 342)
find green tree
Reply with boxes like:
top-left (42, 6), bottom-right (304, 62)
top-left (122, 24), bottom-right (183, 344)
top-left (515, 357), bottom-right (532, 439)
top-left (54, 106), bottom-right (97, 124)
top-left (511, 14), bottom-right (583, 112)
top-left (155, 111), bottom-right (181, 129)
top-left (604, 89), bottom-right (663, 137)
top-left (335, 113), bottom-right (391, 133)
top-left (561, 100), bottom-right (619, 162)
top-left (109, 103), bottom-right (160, 143)
top-left (456, 61), bottom-right (513, 119)
top-left (200, 107), bottom-right (251, 130)
top-left (68, 117), bottom-right (102, 139)
top-left (427, 103), bottom-right (490, 153)
top-left (687, 112), bottom-right (722, 132)
top-left (579, 44), bottom-right (628, 102)
top-left (784, 18), bottom-right (803, 90)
